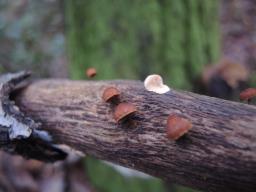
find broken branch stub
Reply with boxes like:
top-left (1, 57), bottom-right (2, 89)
top-left (0, 71), bottom-right (67, 162)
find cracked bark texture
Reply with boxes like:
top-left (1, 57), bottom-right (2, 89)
top-left (14, 79), bottom-right (256, 192)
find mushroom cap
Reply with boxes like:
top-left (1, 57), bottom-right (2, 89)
top-left (239, 88), bottom-right (256, 101)
top-left (102, 87), bottom-right (120, 102)
top-left (166, 114), bottom-right (192, 140)
top-left (86, 67), bottom-right (97, 78)
top-left (114, 103), bottom-right (137, 122)
top-left (219, 61), bottom-right (248, 88)
top-left (202, 59), bottom-right (249, 88)
top-left (144, 74), bottom-right (170, 94)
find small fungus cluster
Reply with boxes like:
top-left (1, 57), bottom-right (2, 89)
top-left (101, 74), bottom-right (193, 141)
top-left (102, 87), bottom-right (137, 122)
top-left (144, 74), bottom-right (192, 140)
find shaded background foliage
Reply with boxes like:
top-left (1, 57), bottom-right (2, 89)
top-left (0, 0), bottom-right (67, 77)
top-left (0, 0), bottom-right (255, 192)
top-left (66, 0), bottom-right (220, 89)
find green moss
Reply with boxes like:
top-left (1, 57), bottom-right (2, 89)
top-left (249, 72), bottom-right (256, 87)
top-left (66, 0), bottom-right (220, 89)
top-left (0, 66), bottom-right (3, 73)
top-left (172, 184), bottom-right (200, 192)
top-left (159, 0), bottom-right (190, 89)
top-left (85, 157), bottom-right (166, 192)
top-left (185, 0), bottom-right (220, 81)
top-left (66, 0), bottom-right (162, 80)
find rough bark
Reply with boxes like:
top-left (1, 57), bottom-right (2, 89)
top-left (14, 79), bottom-right (256, 192)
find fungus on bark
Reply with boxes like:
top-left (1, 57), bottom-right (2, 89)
top-left (114, 103), bottom-right (137, 122)
top-left (144, 74), bottom-right (170, 94)
top-left (102, 87), bottom-right (120, 103)
top-left (166, 114), bottom-right (192, 140)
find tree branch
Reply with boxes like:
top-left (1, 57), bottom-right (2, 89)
top-left (14, 79), bottom-right (256, 192)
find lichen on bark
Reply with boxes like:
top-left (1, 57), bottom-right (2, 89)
top-left (0, 71), bottom-right (67, 162)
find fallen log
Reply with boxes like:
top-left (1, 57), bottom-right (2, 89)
top-left (11, 78), bottom-right (256, 192)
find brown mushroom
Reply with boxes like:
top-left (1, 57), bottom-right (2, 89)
top-left (114, 103), bottom-right (137, 122)
top-left (102, 87), bottom-right (120, 103)
top-left (239, 88), bottom-right (256, 103)
top-left (166, 114), bottom-right (192, 140)
top-left (86, 67), bottom-right (97, 78)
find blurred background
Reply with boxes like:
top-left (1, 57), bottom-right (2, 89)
top-left (0, 0), bottom-right (255, 191)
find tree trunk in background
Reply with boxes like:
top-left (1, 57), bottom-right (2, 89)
top-left (66, 0), bottom-right (220, 89)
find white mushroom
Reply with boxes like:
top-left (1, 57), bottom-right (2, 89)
top-left (144, 74), bottom-right (170, 94)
